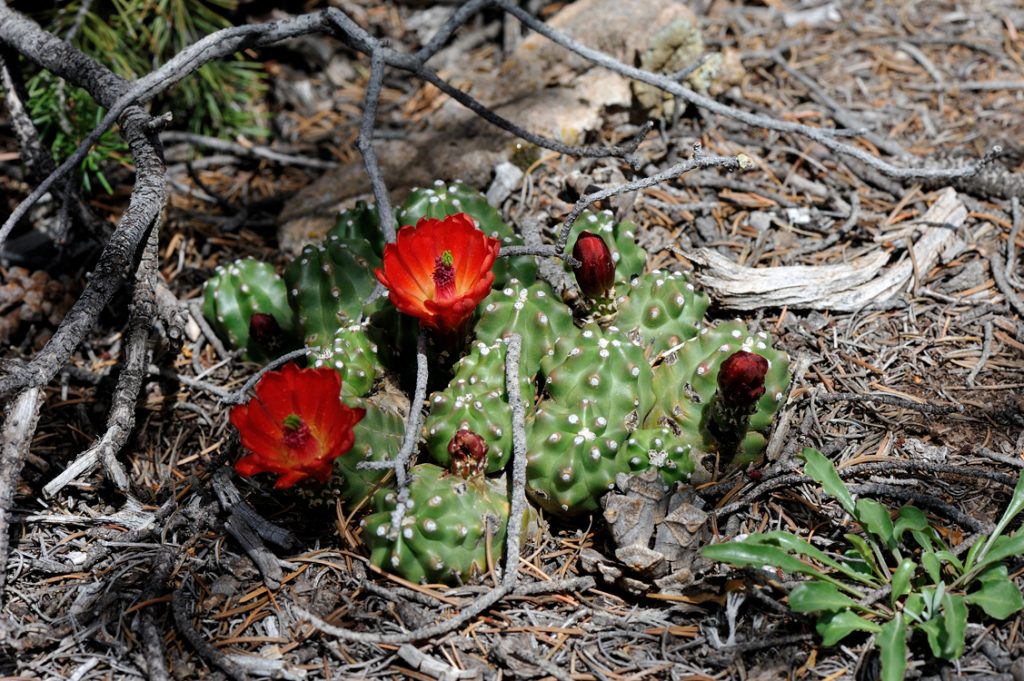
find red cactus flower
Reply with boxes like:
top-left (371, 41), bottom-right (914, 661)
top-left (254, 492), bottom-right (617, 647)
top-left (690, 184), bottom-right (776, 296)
top-left (230, 364), bottom-right (365, 489)
top-left (572, 231), bottom-right (615, 298)
top-left (718, 350), bottom-right (769, 407)
top-left (374, 213), bottom-right (501, 332)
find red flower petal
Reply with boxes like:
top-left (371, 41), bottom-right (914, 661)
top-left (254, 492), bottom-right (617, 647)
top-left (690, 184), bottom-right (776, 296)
top-left (376, 212), bottom-right (500, 332)
top-left (231, 365), bottom-right (364, 489)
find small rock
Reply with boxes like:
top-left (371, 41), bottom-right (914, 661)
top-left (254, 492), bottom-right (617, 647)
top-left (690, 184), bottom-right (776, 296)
top-left (902, 438), bottom-right (948, 463)
top-left (486, 162), bottom-right (523, 207)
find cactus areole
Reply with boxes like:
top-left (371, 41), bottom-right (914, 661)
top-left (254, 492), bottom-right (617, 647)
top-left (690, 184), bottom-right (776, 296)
top-left (374, 213), bottom-right (501, 333)
top-left (572, 230), bottom-right (615, 298)
top-left (230, 364), bottom-right (365, 489)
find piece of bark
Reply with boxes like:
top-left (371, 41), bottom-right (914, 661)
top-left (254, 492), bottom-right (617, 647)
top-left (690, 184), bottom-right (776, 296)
top-left (691, 187), bottom-right (968, 311)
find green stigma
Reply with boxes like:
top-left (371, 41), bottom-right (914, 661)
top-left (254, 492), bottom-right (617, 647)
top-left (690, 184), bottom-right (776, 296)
top-left (440, 250), bottom-right (454, 266)
top-left (282, 414), bottom-right (303, 430)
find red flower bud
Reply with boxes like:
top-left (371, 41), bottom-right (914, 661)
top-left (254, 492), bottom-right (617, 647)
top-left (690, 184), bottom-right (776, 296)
top-left (249, 313), bottom-right (284, 352)
top-left (718, 350), bottom-right (769, 407)
top-left (447, 429), bottom-right (489, 478)
top-left (572, 231), bottom-right (615, 298)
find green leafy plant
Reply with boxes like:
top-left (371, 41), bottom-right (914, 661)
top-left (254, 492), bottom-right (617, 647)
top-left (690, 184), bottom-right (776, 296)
top-left (24, 0), bottom-right (266, 192)
top-left (703, 448), bottom-right (1024, 681)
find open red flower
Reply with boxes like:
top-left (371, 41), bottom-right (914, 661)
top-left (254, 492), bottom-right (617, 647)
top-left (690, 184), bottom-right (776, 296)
top-left (374, 213), bottom-right (501, 332)
top-left (230, 364), bottom-right (365, 489)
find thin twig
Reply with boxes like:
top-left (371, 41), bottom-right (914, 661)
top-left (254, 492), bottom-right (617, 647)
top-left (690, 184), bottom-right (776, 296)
top-left (556, 145), bottom-right (745, 254)
top-left (161, 131), bottom-right (336, 169)
top-left (989, 255), bottom-right (1024, 319)
top-left (355, 47), bottom-right (396, 243)
top-left (966, 321), bottom-right (994, 386)
top-left (218, 348), bottom-right (313, 406)
top-left (502, 333), bottom-right (527, 588)
top-left (172, 576), bottom-right (248, 681)
top-left (813, 390), bottom-right (964, 415)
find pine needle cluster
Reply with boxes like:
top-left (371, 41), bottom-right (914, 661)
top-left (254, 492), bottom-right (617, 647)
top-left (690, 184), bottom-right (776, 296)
top-left (24, 0), bottom-right (267, 193)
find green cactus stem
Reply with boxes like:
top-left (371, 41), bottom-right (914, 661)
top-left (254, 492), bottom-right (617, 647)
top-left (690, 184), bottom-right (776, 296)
top-left (309, 323), bottom-right (383, 399)
top-left (474, 278), bottom-right (579, 380)
top-left (327, 200), bottom-right (385, 260)
top-left (423, 340), bottom-right (532, 474)
top-left (201, 257), bottom-right (298, 362)
top-left (284, 240), bottom-right (377, 350)
top-left (614, 270), bottom-right (710, 360)
top-left (525, 398), bottom-right (629, 516)
top-left (648, 321), bottom-right (790, 465)
top-left (361, 462), bottom-right (515, 584)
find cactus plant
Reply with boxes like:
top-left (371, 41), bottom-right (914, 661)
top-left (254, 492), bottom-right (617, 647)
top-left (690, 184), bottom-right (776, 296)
top-left (621, 425), bottom-right (701, 486)
top-left (310, 323), bottom-right (383, 399)
top-left (564, 210), bottom-right (646, 290)
top-left (201, 257), bottom-right (298, 362)
top-left (423, 340), bottom-right (533, 474)
top-left (294, 399), bottom-right (403, 509)
top-left (614, 270), bottom-right (710, 360)
top-left (327, 200), bottom-right (385, 261)
top-left (525, 398), bottom-right (629, 515)
top-left (647, 320), bottom-right (790, 464)
top-left (284, 240), bottom-right (377, 349)
top-left (540, 326), bottom-right (654, 422)
top-left (397, 180), bottom-right (536, 286)
top-left (474, 278), bottom-right (579, 378)
top-left (361, 455), bottom-right (515, 584)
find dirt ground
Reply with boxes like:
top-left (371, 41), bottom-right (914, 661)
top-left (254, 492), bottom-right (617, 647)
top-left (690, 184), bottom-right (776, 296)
top-left (3, 1), bottom-right (1024, 679)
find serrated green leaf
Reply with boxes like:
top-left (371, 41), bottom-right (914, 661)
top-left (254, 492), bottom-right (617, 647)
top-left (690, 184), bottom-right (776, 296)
top-left (890, 559), bottom-right (915, 605)
top-left (800, 448), bottom-right (856, 515)
top-left (964, 565), bottom-right (1024, 619)
top-left (845, 533), bottom-right (886, 581)
top-left (856, 498), bottom-right (897, 553)
top-left (701, 541), bottom-right (826, 580)
top-left (919, 593), bottom-right (966, 660)
top-left (921, 550), bottom-right (942, 583)
top-left (893, 505), bottom-right (929, 540)
top-left (753, 532), bottom-right (880, 587)
top-left (878, 615), bottom-right (908, 681)
top-left (789, 582), bottom-right (858, 613)
top-left (816, 610), bottom-right (881, 646)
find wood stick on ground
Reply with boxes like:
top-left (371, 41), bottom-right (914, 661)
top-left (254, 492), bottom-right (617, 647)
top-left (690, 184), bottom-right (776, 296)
top-left (0, 386), bottom-right (43, 604)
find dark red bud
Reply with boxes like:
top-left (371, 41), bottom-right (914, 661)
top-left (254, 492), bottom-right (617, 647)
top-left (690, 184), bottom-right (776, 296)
top-left (572, 231), bottom-right (615, 298)
top-left (249, 313), bottom-right (283, 350)
top-left (448, 429), bottom-right (489, 477)
top-left (718, 350), bottom-right (769, 407)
